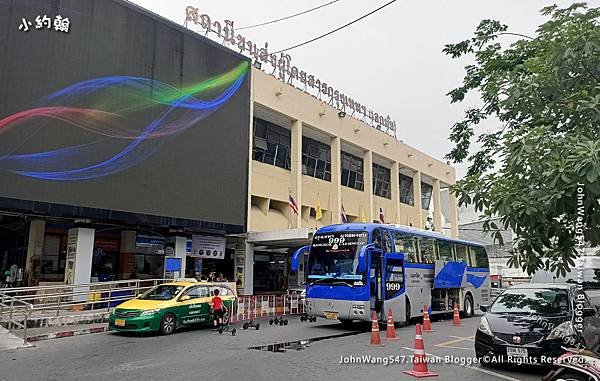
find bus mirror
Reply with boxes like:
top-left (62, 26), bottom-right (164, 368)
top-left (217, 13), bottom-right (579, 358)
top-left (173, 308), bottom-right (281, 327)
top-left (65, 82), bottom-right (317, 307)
top-left (291, 245), bottom-right (310, 272)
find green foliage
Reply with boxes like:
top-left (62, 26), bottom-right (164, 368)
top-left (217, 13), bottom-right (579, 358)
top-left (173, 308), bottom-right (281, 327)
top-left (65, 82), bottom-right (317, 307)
top-left (444, 3), bottom-right (600, 276)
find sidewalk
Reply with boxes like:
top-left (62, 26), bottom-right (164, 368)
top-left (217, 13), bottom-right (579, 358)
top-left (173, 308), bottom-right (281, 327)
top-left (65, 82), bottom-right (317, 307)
top-left (16, 323), bottom-right (109, 342)
top-left (0, 326), bottom-right (31, 351)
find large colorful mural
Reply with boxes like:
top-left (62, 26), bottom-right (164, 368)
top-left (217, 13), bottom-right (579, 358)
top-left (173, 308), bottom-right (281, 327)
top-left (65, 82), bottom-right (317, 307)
top-left (0, 0), bottom-right (251, 227)
top-left (0, 62), bottom-right (248, 181)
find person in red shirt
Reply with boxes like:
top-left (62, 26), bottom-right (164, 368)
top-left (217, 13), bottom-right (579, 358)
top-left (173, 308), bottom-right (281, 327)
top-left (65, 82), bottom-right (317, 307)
top-left (212, 288), bottom-right (224, 327)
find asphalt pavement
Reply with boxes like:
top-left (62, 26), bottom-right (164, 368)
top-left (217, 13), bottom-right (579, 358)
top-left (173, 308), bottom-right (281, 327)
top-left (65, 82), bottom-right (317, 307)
top-left (0, 313), bottom-right (547, 381)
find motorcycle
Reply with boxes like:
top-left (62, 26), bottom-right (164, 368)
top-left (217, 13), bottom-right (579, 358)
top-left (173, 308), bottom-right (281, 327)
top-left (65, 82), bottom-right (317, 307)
top-left (544, 347), bottom-right (600, 381)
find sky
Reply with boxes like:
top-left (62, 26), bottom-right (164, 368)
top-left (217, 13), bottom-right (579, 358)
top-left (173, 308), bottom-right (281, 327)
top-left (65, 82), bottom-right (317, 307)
top-left (131, 0), bottom-right (593, 178)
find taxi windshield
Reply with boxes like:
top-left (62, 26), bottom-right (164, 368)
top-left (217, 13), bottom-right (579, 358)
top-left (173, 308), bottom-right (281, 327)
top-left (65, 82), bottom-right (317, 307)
top-left (139, 285), bottom-right (184, 300)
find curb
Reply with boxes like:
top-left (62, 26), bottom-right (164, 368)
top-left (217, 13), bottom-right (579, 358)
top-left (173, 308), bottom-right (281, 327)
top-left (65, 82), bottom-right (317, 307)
top-left (27, 326), bottom-right (109, 342)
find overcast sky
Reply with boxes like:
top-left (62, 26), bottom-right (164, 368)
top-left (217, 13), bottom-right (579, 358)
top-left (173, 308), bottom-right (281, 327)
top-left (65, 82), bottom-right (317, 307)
top-left (131, 0), bottom-right (591, 178)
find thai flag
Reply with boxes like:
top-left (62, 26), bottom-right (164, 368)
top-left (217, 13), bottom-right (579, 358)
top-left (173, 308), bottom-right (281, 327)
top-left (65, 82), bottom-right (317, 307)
top-left (288, 192), bottom-right (299, 215)
top-left (341, 204), bottom-right (348, 223)
top-left (379, 207), bottom-right (385, 224)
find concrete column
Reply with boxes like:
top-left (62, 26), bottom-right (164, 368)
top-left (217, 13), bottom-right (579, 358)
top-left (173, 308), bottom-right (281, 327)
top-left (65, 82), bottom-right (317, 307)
top-left (244, 242), bottom-right (254, 295)
top-left (363, 150), bottom-right (374, 222)
top-left (391, 161), bottom-right (400, 224)
top-left (290, 119), bottom-right (303, 228)
top-left (65, 227), bottom-right (94, 302)
top-left (25, 220), bottom-right (45, 279)
top-left (433, 179), bottom-right (442, 232)
top-left (174, 236), bottom-right (187, 279)
top-left (413, 170), bottom-right (423, 228)
top-left (119, 231), bottom-right (136, 279)
top-left (330, 136), bottom-right (342, 224)
top-left (449, 191), bottom-right (459, 238)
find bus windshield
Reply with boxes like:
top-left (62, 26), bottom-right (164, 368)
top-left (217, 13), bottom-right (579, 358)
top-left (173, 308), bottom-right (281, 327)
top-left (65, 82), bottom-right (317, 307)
top-left (307, 231), bottom-right (369, 284)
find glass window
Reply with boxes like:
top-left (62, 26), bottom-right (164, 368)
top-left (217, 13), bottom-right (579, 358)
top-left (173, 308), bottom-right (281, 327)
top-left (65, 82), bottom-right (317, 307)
top-left (490, 288), bottom-right (570, 315)
top-left (437, 240), bottom-right (454, 261)
top-left (421, 182), bottom-right (433, 210)
top-left (418, 238), bottom-right (436, 264)
top-left (372, 229), bottom-right (382, 248)
top-left (399, 174), bottom-right (414, 206)
top-left (455, 244), bottom-right (468, 263)
top-left (183, 286), bottom-right (209, 299)
top-left (340, 151), bottom-right (364, 191)
top-left (473, 246), bottom-right (489, 267)
top-left (302, 136), bottom-right (331, 181)
top-left (393, 232), bottom-right (418, 262)
top-left (139, 285), bottom-right (184, 300)
top-left (373, 163), bottom-right (391, 199)
top-left (252, 117), bottom-right (291, 170)
top-left (382, 230), bottom-right (393, 253)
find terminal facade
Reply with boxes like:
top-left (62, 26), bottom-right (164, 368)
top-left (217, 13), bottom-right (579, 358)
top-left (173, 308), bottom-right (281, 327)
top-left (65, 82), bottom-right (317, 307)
top-left (0, 0), bottom-right (458, 295)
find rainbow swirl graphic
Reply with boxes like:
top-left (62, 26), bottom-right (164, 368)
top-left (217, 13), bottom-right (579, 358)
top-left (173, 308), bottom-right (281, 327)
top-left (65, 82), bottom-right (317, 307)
top-left (0, 62), bottom-right (248, 181)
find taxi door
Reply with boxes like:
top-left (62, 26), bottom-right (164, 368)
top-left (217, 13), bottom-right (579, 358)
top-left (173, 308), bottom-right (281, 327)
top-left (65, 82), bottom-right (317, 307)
top-left (176, 285), bottom-right (212, 325)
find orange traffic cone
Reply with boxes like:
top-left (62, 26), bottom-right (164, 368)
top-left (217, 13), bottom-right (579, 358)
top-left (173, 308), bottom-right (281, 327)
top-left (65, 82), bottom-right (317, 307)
top-left (369, 311), bottom-right (383, 346)
top-left (403, 324), bottom-right (438, 378)
top-left (422, 306), bottom-right (433, 332)
top-left (452, 303), bottom-right (462, 326)
top-left (386, 309), bottom-right (397, 340)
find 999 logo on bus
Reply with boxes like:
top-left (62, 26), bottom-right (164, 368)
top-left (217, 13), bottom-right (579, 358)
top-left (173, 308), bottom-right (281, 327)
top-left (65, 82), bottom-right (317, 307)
top-left (386, 283), bottom-right (403, 291)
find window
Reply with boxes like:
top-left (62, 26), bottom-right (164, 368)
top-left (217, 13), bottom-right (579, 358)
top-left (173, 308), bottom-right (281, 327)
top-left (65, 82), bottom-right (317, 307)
top-left (418, 238), bottom-right (436, 264)
top-left (210, 286), bottom-right (233, 296)
top-left (341, 151), bottom-right (364, 191)
top-left (372, 229), bottom-right (382, 248)
top-left (399, 174), bottom-right (414, 206)
top-left (302, 136), bottom-right (331, 181)
top-left (454, 244), bottom-right (468, 263)
top-left (183, 286), bottom-right (209, 299)
top-left (373, 163), bottom-right (391, 199)
top-left (252, 117), bottom-right (291, 170)
top-left (382, 230), bottom-right (393, 253)
top-left (393, 232), bottom-right (418, 262)
top-left (421, 182), bottom-right (433, 210)
top-left (437, 240), bottom-right (454, 261)
top-left (472, 246), bottom-right (489, 267)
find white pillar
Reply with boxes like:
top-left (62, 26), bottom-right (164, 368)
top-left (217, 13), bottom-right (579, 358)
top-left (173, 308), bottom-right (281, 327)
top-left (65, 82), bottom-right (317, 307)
top-left (291, 119), bottom-right (303, 228)
top-left (65, 227), bottom-right (94, 302)
top-left (363, 150), bottom-right (374, 222)
top-left (449, 192), bottom-right (459, 238)
top-left (391, 161), bottom-right (400, 224)
top-left (413, 171), bottom-right (423, 228)
top-left (330, 136), bottom-right (342, 224)
top-left (433, 179), bottom-right (442, 232)
top-left (174, 236), bottom-right (187, 279)
top-left (25, 220), bottom-right (45, 279)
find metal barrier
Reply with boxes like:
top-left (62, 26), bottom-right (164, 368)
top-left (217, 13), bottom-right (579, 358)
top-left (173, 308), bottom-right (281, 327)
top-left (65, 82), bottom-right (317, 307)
top-left (0, 279), bottom-right (170, 317)
top-left (0, 293), bottom-right (32, 344)
top-left (230, 294), bottom-right (305, 323)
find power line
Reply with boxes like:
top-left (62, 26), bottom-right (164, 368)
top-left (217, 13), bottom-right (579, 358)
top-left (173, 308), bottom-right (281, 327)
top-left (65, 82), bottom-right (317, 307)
top-left (237, 0), bottom-right (342, 30)
top-left (272, 0), bottom-right (398, 54)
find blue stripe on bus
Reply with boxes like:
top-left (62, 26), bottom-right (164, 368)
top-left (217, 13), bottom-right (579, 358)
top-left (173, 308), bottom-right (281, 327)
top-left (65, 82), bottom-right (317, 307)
top-left (405, 263), bottom-right (435, 269)
top-left (467, 267), bottom-right (490, 272)
top-left (467, 274), bottom-right (487, 289)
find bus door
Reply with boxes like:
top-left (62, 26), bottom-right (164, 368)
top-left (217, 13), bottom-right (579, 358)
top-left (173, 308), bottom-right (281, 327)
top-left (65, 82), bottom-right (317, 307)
top-left (383, 253), bottom-right (405, 321)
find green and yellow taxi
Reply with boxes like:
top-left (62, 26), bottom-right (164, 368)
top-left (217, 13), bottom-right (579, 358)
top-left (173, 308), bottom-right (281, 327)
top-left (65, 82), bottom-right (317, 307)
top-left (108, 281), bottom-right (236, 335)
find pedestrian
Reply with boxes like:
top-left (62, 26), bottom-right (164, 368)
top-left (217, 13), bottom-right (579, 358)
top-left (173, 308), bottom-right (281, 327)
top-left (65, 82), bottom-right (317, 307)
top-left (211, 288), bottom-right (224, 327)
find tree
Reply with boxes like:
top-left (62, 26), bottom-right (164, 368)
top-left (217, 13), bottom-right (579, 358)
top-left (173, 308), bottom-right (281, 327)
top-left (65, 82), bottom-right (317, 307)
top-left (444, 3), bottom-right (600, 276)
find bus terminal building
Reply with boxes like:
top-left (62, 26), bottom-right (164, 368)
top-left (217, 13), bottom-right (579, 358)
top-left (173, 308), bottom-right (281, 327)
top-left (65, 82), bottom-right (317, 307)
top-left (0, 0), bottom-right (458, 295)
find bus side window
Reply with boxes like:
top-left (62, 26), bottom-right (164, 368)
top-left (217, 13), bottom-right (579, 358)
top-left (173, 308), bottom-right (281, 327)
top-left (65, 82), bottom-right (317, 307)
top-left (394, 232), bottom-right (418, 262)
top-left (454, 244), bottom-right (468, 263)
top-left (474, 247), bottom-right (489, 268)
top-left (418, 238), bottom-right (436, 264)
top-left (437, 240), bottom-right (454, 262)
top-left (467, 247), bottom-right (477, 267)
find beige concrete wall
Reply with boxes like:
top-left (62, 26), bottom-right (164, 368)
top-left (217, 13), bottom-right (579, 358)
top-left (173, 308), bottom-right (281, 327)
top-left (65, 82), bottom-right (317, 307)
top-left (249, 69), bottom-right (458, 237)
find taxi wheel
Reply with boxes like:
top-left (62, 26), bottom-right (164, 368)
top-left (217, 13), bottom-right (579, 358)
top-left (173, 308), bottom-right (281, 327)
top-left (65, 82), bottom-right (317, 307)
top-left (160, 314), bottom-right (176, 335)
